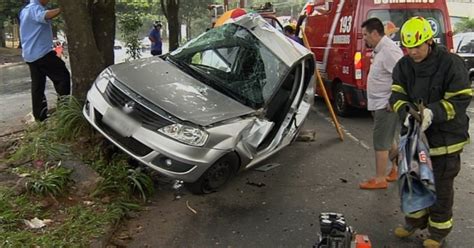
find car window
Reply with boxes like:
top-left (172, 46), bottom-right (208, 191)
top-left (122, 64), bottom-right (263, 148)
top-left (169, 24), bottom-right (289, 109)
top-left (191, 47), bottom-right (239, 73)
top-left (368, 9), bottom-right (447, 47)
top-left (458, 34), bottom-right (474, 53)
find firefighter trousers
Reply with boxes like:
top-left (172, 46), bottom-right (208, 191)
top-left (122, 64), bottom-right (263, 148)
top-left (404, 152), bottom-right (461, 241)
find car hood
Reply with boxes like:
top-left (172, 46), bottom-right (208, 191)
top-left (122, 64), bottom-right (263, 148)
top-left (108, 57), bottom-right (255, 126)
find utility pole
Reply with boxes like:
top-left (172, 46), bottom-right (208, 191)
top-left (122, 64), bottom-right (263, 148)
top-left (224, 0), bottom-right (228, 11)
top-left (239, 0), bottom-right (246, 8)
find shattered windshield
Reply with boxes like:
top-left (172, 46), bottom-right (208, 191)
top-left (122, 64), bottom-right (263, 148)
top-left (168, 24), bottom-right (289, 109)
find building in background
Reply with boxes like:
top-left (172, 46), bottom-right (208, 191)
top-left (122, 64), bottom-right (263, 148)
top-left (447, 0), bottom-right (474, 26)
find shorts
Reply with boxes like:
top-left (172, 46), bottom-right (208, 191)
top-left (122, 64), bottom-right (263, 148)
top-left (373, 109), bottom-right (399, 151)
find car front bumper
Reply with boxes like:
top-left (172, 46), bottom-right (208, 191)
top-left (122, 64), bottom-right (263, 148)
top-left (83, 85), bottom-right (229, 183)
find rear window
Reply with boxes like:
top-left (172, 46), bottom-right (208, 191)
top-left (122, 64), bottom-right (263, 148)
top-left (367, 9), bottom-right (447, 47)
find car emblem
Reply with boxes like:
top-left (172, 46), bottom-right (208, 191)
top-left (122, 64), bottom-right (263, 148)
top-left (123, 101), bottom-right (136, 114)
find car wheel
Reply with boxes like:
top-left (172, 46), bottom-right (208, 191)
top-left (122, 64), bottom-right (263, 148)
top-left (185, 153), bottom-right (239, 194)
top-left (334, 83), bottom-right (351, 117)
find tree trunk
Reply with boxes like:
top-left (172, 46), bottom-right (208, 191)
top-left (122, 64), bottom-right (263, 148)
top-left (186, 18), bottom-right (191, 41)
top-left (161, 0), bottom-right (180, 52)
top-left (92, 0), bottom-right (115, 67)
top-left (0, 24), bottom-right (5, 48)
top-left (58, 0), bottom-right (115, 101)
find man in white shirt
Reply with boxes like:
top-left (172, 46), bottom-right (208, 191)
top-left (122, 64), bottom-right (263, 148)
top-left (359, 18), bottom-right (403, 189)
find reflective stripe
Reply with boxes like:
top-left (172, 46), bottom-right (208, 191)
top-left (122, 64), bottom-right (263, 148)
top-left (429, 217), bottom-right (453, 230)
top-left (393, 100), bottom-right (408, 113)
top-left (392, 84), bottom-right (407, 95)
top-left (406, 209), bottom-right (428, 219)
top-left (440, 99), bottom-right (455, 120)
top-left (430, 139), bottom-right (470, 156)
top-left (444, 89), bottom-right (474, 99)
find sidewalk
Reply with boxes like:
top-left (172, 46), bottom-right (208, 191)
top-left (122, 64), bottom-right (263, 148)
top-left (0, 47), bottom-right (24, 66)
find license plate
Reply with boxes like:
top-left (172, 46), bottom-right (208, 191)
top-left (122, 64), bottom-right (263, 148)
top-left (103, 108), bottom-right (139, 137)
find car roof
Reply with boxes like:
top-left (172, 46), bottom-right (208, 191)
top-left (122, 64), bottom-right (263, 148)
top-left (232, 14), bottom-right (313, 67)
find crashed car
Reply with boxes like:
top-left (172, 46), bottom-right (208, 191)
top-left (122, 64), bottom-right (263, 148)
top-left (83, 14), bottom-right (315, 194)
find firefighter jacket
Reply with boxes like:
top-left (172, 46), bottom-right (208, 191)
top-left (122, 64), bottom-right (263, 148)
top-left (389, 44), bottom-right (472, 156)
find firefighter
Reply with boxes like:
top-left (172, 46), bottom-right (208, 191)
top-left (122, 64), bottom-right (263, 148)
top-left (389, 16), bottom-right (472, 247)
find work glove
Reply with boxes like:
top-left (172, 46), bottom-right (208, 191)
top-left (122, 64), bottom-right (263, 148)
top-left (403, 108), bottom-right (433, 132)
top-left (403, 113), bottom-right (412, 128)
top-left (421, 108), bottom-right (433, 132)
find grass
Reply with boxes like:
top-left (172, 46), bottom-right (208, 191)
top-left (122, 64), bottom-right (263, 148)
top-left (1, 95), bottom-right (155, 247)
top-left (0, 186), bottom-right (130, 247)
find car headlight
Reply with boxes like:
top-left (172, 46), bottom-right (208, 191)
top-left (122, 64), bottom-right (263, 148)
top-left (95, 69), bottom-right (113, 93)
top-left (158, 123), bottom-right (208, 147)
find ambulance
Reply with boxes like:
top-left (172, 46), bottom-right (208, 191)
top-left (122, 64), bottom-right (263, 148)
top-left (303, 0), bottom-right (453, 116)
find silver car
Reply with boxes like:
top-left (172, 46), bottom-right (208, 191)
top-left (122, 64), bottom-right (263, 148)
top-left (83, 14), bottom-right (315, 194)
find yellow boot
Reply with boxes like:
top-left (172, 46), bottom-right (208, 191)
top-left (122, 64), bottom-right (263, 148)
top-left (423, 239), bottom-right (442, 248)
top-left (394, 225), bottom-right (416, 238)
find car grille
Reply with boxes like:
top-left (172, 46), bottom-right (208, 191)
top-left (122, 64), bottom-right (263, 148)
top-left (95, 110), bottom-right (153, 157)
top-left (104, 83), bottom-right (173, 131)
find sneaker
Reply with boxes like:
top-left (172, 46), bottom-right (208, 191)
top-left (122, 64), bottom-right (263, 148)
top-left (386, 167), bottom-right (398, 182)
top-left (423, 239), bottom-right (443, 248)
top-left (394, 225), bottom-right (417, 238)
top-left (359, 178), bottom-right (387, 189)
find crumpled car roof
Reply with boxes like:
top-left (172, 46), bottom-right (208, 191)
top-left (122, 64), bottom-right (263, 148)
top-left (231, 13), bottom-right (313, 67)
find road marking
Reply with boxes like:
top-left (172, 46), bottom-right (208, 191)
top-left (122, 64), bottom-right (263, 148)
top-left (316, 111), bottom-right (371, 150)
top-left (467, 108), bottom-right (474, 113)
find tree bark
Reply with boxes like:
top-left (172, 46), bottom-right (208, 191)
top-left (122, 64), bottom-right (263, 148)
top-left (57, 0), bottom-right (115, 101)
top-left (161, 0), bottom-right (180, 52)
top-left (92, 0), bottom-right (115, 67)
top-left (0, 24), bottom-right (5, 48)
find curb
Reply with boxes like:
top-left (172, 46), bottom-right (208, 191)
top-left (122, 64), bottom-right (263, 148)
top-left (0, 61), bottom-right (26, 69)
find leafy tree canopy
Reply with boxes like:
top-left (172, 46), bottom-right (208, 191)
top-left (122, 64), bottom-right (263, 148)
top-left (455, 18), bottom-right (474, 33)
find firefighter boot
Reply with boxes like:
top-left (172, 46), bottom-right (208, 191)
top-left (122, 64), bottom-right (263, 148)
top-left (394, 224), bottom-right (418, 238)
top-left (423, 238), bottom-right (443, 248)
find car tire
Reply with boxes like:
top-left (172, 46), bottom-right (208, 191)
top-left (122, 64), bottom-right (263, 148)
top-left (184, 153), bottom-right (239, 194)
top-left (334, 83), bottom-right (352, 117)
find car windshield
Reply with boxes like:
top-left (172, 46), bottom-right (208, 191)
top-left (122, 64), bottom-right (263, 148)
top-left (368, 9), bottom-right (447, 47)
top-left (168, 24), bottom-right (289, 109)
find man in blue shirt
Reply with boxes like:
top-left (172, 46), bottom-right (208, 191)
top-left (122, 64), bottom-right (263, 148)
top-left (148, 21), bottom-right (162, 56)
top-left (20, 0), bottom-right (70, 121)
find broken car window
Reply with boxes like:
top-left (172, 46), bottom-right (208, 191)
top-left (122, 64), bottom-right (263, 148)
top-left (169, 24), bottom-right (289, 109)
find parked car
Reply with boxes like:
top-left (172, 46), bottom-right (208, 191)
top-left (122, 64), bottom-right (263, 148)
top-left (114, 40), bottom-right (123, 50)
top-left (83, 14), bottom-right (315, 194)
top-left (141, 37), bottom-right (151, 50)
top-left (453, 32), bottom-right (474, 82)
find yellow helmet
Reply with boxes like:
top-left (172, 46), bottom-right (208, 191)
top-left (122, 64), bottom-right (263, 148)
top-left (400, 16), bottom-right (434, 48)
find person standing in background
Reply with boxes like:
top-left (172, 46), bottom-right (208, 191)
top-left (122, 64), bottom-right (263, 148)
top-left (359, 18), bottom-right (403, 190)
top-left (149, 21), bottom-right (163, 56)
top-left (19, 0), bottom-right (71, 122)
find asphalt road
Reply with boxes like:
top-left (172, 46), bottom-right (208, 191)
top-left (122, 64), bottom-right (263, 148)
top-left (111, 99), bottom-right (474, 248)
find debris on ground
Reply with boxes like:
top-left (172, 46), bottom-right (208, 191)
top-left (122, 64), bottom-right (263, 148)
top-left (186, 200), bottom-right (197, 214)
top-left (172, 180), bottom-right (184, 200)
top-left (246, 181), bottom-right (266, 188)
top-left (255, 163), bottom-right (281, 172)
top-left (24, 217), bottom-right (53, 229)
top-left (296, 129), bottom-right (316, 142)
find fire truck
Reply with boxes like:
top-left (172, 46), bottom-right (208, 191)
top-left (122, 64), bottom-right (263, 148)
top-left (303, 0), bottom-right (453, 116)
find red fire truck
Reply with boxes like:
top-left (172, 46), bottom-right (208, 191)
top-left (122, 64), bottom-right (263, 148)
top-left (303, 0), bottom-right (453, 116)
